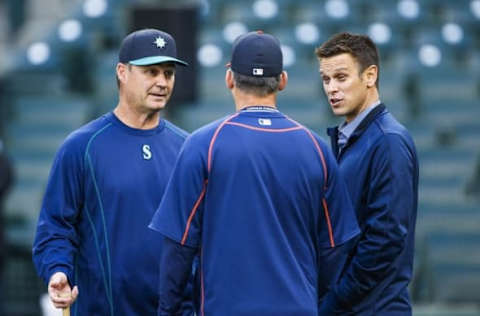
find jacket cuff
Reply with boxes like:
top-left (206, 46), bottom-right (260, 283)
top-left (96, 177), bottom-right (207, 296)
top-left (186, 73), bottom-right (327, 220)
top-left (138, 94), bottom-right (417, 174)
top-left (47, 266), bottom-right (74, 286)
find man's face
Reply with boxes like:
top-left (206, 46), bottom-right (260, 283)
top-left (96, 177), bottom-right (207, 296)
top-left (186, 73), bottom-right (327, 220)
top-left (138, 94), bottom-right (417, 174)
top-left (121, 63), bottom-right (176, 113)
top-left (319, 53), bottom-right (370, 122)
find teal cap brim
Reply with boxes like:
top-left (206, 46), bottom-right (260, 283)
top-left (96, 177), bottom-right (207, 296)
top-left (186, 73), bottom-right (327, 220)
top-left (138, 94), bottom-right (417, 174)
top-left (129, 56), bottom-right (188, 66)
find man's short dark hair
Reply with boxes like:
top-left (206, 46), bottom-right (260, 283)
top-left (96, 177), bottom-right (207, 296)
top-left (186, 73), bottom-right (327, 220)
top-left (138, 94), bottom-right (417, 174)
top-left (232, 71), bottom-right (281, 97)
top-left (315, 32), bottom-right (380, 88)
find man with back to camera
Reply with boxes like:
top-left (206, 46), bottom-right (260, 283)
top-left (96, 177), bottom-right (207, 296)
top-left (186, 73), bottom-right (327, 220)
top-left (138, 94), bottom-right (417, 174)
top-left (316, 32), bottom-right (419, 315)
top-left (32, 29), bottom-right (194, 315)
top-left (149, 31), bottom-right (361, 316)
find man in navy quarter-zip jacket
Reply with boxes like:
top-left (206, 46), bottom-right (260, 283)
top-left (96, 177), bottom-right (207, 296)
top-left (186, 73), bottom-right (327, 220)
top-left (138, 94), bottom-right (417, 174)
top-left (316, 32), bottom-right (419, 315)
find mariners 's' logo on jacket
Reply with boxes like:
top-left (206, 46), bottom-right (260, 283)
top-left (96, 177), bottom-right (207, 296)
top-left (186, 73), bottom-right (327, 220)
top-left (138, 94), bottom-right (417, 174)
top-left (142, 144), bottom-right (152, 160)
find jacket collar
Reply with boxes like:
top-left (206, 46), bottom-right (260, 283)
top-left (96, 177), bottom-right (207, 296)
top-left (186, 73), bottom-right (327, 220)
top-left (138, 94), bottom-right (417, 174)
top-left (327, 104), bottom-right (387, 159)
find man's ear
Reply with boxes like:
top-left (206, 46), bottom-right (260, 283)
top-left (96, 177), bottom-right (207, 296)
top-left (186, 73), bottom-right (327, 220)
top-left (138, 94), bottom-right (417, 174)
top-left (117, 63), bottom-right (128, 84)
top-left (225, 69), bottom-right (234, 90)
top-left (363, 65), bottom-right (378, 88)
top-left (278, 71), bottom-right (288, 91)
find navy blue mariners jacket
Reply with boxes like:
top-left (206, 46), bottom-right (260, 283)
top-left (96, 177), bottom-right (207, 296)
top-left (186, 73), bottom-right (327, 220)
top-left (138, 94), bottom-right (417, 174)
top-left (32, 113), bottom-right (193, 316)
top-left (320, 104), bottom-right (419, 315)
top-left (150, 108), bottom-right (360, 316)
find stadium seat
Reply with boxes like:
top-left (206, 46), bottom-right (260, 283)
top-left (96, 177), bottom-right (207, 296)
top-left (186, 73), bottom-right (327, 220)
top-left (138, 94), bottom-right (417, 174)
top-left (403, 55), bottom-right (478, 107)
top-left (1, 244), bottom-right (45, 315)
top-left (425, 230), bottom-right (480, 303)
top-left (5, 95), bottom-right (90, 220)
top-left (290, 0), bottom-right (363, 35)
top-left (219, 0), bottom-right (290, 29)
top-left (422, 100), bottom-right (480, 127)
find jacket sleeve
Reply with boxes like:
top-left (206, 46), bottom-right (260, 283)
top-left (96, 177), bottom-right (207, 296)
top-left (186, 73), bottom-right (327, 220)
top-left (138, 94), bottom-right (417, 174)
top-left (157, 236), bottom-right (197, 316)
top-left (149, 134), bottom-right (207, 248)
top-left (149, 134), bottom-right (207, 315)
top-left (319, 134), bottom-right (417, 313)
top-left (32, 138), bottom-right (83, 285)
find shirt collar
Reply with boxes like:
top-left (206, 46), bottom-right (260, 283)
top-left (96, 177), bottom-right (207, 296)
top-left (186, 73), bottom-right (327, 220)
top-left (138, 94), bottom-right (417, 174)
top-left (241, 105), bottom-right (279, 112)
top-left (339, 100), bottom-right (381, 140)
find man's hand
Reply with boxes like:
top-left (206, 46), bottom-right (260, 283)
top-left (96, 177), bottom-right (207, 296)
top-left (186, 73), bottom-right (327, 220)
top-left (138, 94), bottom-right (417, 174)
top-left (48, 272), bottom-right (79, 309)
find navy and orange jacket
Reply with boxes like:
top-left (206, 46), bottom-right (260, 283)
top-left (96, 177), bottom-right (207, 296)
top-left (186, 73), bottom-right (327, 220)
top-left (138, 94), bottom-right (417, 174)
top-left (150, 107), bottom-right (360, 316)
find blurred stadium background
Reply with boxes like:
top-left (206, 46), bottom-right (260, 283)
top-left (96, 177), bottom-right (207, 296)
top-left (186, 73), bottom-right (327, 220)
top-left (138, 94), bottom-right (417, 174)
top-left (0, 0), bottom-right (479, 315)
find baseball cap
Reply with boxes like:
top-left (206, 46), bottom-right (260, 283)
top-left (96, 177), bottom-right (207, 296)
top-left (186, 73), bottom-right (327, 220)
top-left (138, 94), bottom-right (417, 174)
top-left (230, 31), bottom-right (283, 77)
top-left (119, 29), bottom-right (188, 66)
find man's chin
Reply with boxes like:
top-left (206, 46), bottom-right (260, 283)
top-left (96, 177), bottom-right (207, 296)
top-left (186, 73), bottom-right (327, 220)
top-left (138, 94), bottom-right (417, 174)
top-left (148, 102), bottom-right (167, 111)
top-left (331, 108), bottom-right (346, 117)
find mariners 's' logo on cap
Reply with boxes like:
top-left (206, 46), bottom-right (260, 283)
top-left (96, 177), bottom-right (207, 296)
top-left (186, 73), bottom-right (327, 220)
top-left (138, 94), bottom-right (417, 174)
top-left (154, 36), bottom-right (166, 48)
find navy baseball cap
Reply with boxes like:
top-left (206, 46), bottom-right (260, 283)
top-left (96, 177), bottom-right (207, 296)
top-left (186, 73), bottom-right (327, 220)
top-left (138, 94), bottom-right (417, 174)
top-left (230, 31), bottom-right (283, 77)
top-left (119, 29), bottom-right (188, 66)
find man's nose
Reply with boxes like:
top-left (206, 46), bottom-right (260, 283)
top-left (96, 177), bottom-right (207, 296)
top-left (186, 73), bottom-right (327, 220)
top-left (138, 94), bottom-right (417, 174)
top-left (155, 74), bottom-right (167, 87)
top-left (325, 80), bottom-right (338, 94)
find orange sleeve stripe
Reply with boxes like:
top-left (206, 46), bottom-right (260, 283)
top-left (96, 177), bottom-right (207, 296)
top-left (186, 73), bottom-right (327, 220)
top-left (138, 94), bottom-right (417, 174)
top-left (284, 117), bottom-right (328, 186)
top-left (303, 129), bottom-right (334, 246)
top-left (181, 180), bottom-right (208, 245)
top-left (322, 198), bottom-right (335, 247)
top-left (284, 116), bottom-right (333, 246)
top-left (207, 113), bottom-right (240, 172)
top-left (302, 128), bottom-right (328, 188)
